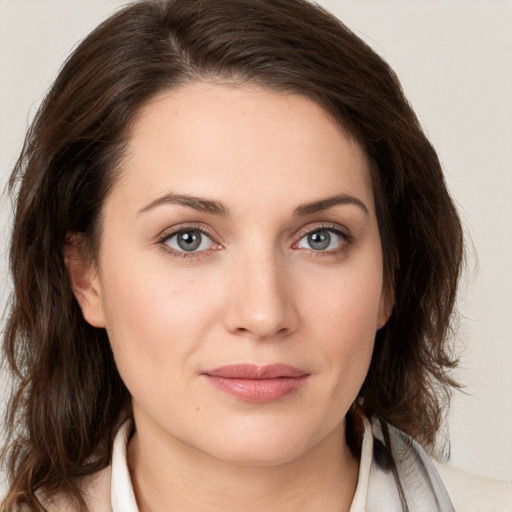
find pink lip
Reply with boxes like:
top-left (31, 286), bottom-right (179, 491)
top-left (203, 364), bottom-right (310, 403)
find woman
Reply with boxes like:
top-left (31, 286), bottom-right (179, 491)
top-left (1, 0), bottom-right (511, 511)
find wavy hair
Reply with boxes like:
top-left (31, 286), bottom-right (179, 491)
top-left (1, 0), bottom-right (463, 510)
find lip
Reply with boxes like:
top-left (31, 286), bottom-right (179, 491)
top-left (202, 364), bottom-right (310, 403)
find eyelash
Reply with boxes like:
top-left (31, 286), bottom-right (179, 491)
top-left (157, 224), bottom-right (220, 260)
top-left (292, 223), bottom-right (353, 258)
top-left (157, 223), bottom-right (352, 260)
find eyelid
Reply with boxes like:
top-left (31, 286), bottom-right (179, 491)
top-left (157, 223), bottom-right (222, 258)
top-left (293, 222), bottom-right (351, 242)
top-left (291, 222), bottom-right (353, 254)
top-left (157, 222), bottom-right (219, 243)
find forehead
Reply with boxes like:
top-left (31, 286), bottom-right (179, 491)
top-left (110, 82), bottom-right (374, 218)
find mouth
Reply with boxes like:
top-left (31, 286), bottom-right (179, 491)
top-left (202, 363), bottom-right (310, 403)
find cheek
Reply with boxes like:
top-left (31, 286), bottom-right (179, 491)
top-left (302, 264), bottom-right (383, 382)
top-left (97, 250), bottom-right (223, 392)
top-left (306, 261), bottom-right (383, 336)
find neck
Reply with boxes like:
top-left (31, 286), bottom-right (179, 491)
top-left (127, 415), bottom-right (360, 512)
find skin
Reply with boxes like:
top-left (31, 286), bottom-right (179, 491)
top-left (70, 82), bottom-right (392, 512)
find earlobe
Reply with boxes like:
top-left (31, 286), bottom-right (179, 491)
top-left (63, 233), bottom-right (106, 328)
top-left (377, 278), bottom-right (394, 330)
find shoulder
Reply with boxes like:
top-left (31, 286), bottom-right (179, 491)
top-left (41, 465), bottom-right (112, 512)
top-left (433, 461), bottom-right (512, 512)
top-left (46, 419), bottom-right (132, 511)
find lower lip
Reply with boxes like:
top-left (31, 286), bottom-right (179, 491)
top-left (204, 375), bottom-right (309, 402)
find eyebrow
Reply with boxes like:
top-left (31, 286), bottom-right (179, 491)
top-left (292, 193), bottom-right (369, 216)
top-left (137, 193), bottom-right (230, 217)
top-left (137, 192), bottom-right (368, 218)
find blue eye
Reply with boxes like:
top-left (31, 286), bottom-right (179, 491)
top-left (164, 229), bottom-right (214, 252)
top-left (296, 229), bottom-right (346, 251)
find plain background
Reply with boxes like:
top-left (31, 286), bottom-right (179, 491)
top-left (0, 0), bottom-right (511, 487)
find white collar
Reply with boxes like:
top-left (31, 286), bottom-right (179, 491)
top-left (110, 420), bottom-right (138, 511)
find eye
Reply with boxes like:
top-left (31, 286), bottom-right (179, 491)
top-left (163, 229), bottom-right (214, 253)
top-left (295, 228), bottom-right (347, 252)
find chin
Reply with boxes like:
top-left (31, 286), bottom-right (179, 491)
top-left (207, 437), bottom-right (311, 467)
top-left (193, 417), bottom-right (333, 467)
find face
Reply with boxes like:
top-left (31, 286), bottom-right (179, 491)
top-left (73, 82), bottom-right (391, 465)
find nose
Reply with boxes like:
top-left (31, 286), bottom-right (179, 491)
top-left (223, 250), bottom-right (299, 340)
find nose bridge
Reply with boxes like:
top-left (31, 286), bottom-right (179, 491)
top-left (223, 242), bottom-right (297, 340)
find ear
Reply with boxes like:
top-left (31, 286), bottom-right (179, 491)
top-left (377, 277), bottom-right (394, 330)
top-left (63, 233), bottom-right (106, 328)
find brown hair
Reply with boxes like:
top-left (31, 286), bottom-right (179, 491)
top-left (1, 0), bottom-right (463, 510)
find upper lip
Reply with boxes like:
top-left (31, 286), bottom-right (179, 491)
top-left (203, 363), bottom-right (308, 379)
